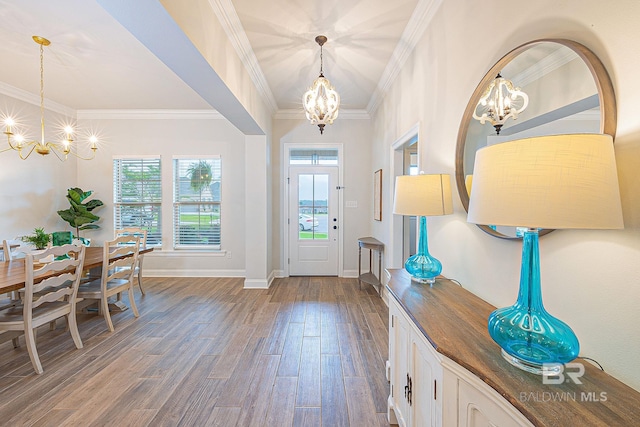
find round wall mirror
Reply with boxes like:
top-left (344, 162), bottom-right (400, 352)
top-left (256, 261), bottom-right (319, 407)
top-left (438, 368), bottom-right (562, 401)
top-left (455, 39), bottom-right (617, 239)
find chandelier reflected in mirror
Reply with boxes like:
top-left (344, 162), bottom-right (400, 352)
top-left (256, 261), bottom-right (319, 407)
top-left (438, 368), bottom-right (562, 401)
top-left (472, 73), bottom-right (528, 135)
top-left (302, 35), bottom-right (340, 135)
top-left (2, 36), bottom-right (98, 161)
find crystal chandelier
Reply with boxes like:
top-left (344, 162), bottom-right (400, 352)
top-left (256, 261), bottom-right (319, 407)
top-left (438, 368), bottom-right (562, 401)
top-left (472, 73), bottom-right (528, 135)
top-left (2, 36), bottom-right (98, 161)
top-left (302, 35), bottom-right (340, 135)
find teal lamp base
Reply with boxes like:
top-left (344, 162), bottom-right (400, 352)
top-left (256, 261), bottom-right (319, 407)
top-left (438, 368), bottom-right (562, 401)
top-left (500, 349), bottom-right (563, 376)
top-left (488, 229), bottom-right (579, 375)
top-left (405, 253), bottom-right (441, 285)
top-left (405, 216), bottom-right (442, 285)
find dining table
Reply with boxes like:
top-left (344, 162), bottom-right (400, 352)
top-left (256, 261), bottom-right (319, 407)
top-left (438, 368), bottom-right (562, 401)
top-left (0, 246), bottom-right (153, 294)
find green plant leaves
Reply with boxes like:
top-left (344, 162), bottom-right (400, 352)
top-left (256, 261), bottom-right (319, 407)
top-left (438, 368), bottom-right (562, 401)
top-left (188, 161), bottom-right (213, 193)
top-left (21, 227), bottom-right (51, 250)
top-left (57, 187), bottom-right (104, 237)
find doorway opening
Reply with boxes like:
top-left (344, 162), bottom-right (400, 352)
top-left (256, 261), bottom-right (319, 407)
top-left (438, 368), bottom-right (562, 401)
top-left (283, 145), bottom-right (343, 277)
top-left (402, 141), bottom-right (419, 262)
top-left (389, 124), bottom-right (420, 269)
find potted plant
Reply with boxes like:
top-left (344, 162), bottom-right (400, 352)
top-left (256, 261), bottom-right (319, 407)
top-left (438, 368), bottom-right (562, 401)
top-left (21, 227), bottom-right (51, 250)
top-left (57, 187), bottom-right (104, 245)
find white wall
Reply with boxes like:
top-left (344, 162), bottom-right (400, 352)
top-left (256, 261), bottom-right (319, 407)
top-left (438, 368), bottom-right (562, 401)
top-left (160, 0), bottom-right (273, 133)
top-left (75, 113), bottom-right (248, 276)
top-left (0, 95), bottom-right (78, 241)
top-left (271, 117), bottom-right (374, 276)
top-left (371, 0), bottom-right (640, 391)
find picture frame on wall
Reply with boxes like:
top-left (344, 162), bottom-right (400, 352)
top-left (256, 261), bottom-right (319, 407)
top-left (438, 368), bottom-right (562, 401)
top-left (374, 169), bottom-right (382, 221)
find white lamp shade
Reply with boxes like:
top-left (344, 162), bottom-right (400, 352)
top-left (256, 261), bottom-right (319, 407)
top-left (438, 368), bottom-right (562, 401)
top-left (393, 174), bottom-right (453, 216)
top-left (467, 134), bottom-right (623, 229)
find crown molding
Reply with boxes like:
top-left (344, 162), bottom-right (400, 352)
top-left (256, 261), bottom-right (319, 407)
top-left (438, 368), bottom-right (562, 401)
top-left (559, 108), bottom-right (600, 121)
top-left (208, 0), bottom-right (279, 113)
top-left (366, 0), bottom-right (442, 115)
top-left (76, 109), bottom-right (224, 120)
top-left (274, 109), bottom-right (370, 120)
top-left (512, 46), bottom-right (578, 88)
top-left (0, 81), bottom-right (77, 117)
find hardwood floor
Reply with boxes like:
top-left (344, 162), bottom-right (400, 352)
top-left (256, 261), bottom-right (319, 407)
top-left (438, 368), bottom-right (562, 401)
top-left (0, 276), bottom-right (392, 426)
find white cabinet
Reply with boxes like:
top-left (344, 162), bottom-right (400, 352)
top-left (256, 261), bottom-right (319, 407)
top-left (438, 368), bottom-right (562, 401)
top-left (388, 297), bottom-right (442, 427)
top-left (386, 268), bottom-right (640, 427)
top-left (441, 361), bottom-right (534, 427)
top-left (388, 294), bottom-right (530, 427)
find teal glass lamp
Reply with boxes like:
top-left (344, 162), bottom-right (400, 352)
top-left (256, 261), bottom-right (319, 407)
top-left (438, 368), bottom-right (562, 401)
top-left (393, 174), bottom-right (453, 284)
top-left (467, 134), bottom-right (624, 375)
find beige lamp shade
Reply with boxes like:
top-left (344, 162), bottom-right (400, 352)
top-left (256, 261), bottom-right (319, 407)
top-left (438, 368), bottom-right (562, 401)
top-left (467, 134), bottom-right (623, 229)
top-left (393, 174), bottom-right (453, 216)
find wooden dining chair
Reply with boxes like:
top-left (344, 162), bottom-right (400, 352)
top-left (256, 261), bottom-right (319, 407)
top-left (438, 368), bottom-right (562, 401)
top-left (1, 239), bottom-right (10, 261)
top-left (0, 239), bottom-right (25, 260)
top-left (115, 228), bottom-right (147, 295)
top-left (0, 243), bottom-right (86, 374)
top-left (76, 235), bottom-right (140, 332)
top-left (1, 240), bottom-right (20, 322)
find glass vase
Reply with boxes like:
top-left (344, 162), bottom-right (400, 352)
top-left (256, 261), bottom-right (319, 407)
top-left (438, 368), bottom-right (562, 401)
top-left (404, 215), bottom-right (442, 285)
top-left (487, 228), bottom-right (580, 375)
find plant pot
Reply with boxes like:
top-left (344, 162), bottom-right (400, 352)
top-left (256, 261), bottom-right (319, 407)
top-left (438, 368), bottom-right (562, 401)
top-left (72, 237), bottom-right (91, 246)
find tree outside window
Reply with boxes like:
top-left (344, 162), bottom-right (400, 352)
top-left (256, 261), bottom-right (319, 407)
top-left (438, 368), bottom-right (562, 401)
top-left (173, 157), bottom-right (221, 249)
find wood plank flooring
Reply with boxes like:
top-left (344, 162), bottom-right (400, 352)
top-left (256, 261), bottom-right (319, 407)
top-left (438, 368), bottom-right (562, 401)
top-left (0, 276), bottom-right (392, 426)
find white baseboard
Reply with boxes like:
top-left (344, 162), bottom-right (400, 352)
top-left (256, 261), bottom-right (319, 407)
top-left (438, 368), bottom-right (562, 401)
top-left (144, 269), bottom-right (245, 277)
top-left (343, 269), bottom-right (358, 278)
top-left (267, 271), bottom-right (277, 287)
top-left (380, 286), bottom-right (390, 307)
top-left (244, 278), bottom-right (269, 289)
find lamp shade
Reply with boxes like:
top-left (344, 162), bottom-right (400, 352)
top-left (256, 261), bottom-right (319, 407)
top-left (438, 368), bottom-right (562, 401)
top-left (467, 134), bottom-right (623, 229)
top-left (393, 174), bottom-right (453, 217)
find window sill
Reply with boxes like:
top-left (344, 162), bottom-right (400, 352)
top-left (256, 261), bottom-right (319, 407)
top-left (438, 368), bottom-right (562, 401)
top-left (146, 250), bottom-right (227, 258)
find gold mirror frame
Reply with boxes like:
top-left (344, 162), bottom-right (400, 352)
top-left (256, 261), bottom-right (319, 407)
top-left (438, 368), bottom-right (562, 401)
top-left (455, 38), bottom-right (617, 239)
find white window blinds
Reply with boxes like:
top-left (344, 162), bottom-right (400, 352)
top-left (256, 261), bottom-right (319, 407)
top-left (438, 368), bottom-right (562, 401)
top-left (173, 157), bottom-right (221, 249)
top-left (113, 157), bottom-right (162, 246)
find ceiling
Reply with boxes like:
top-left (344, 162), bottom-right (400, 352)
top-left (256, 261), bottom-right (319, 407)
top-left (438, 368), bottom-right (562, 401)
top-left (0, 0), bottom-right (434, 119)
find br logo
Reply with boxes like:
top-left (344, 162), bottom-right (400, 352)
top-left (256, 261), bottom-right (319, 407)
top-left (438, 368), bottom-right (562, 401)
top-left (542, 363), bottom-right (585, 385)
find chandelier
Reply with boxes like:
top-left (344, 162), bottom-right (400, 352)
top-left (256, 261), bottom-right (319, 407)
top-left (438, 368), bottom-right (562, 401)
top-left (472, 73), bottom-right (528, 135)
top-left (2, 36), bottom-right (98, 161)
top-left (302, 35), bottom-right (340, 135)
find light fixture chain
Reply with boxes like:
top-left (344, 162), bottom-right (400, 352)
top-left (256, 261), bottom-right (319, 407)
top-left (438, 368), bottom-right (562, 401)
top-left (1, 35), bottom-right (98, 160)
top-left (303, 35), bottom-right (340, 134)
top-left (40, 41), bottom-right (45, 145)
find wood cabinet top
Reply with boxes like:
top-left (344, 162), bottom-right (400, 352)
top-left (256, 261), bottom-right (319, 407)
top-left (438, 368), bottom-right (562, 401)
top-left (386, 268), bottom-right (640, 427)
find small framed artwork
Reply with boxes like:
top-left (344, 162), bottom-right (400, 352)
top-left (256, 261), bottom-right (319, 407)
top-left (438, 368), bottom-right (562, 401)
top-left (374, 169), bottom-right (382, 221)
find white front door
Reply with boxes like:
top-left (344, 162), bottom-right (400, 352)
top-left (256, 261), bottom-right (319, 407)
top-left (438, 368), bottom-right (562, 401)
top-left (289, 166), bottom-right (339, 276)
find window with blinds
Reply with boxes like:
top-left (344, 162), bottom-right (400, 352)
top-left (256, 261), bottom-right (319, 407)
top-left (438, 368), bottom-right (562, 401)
top-left (173, 157), bottom-right (221, 249)
top-left (113, 157), bottom-right (162, 246)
